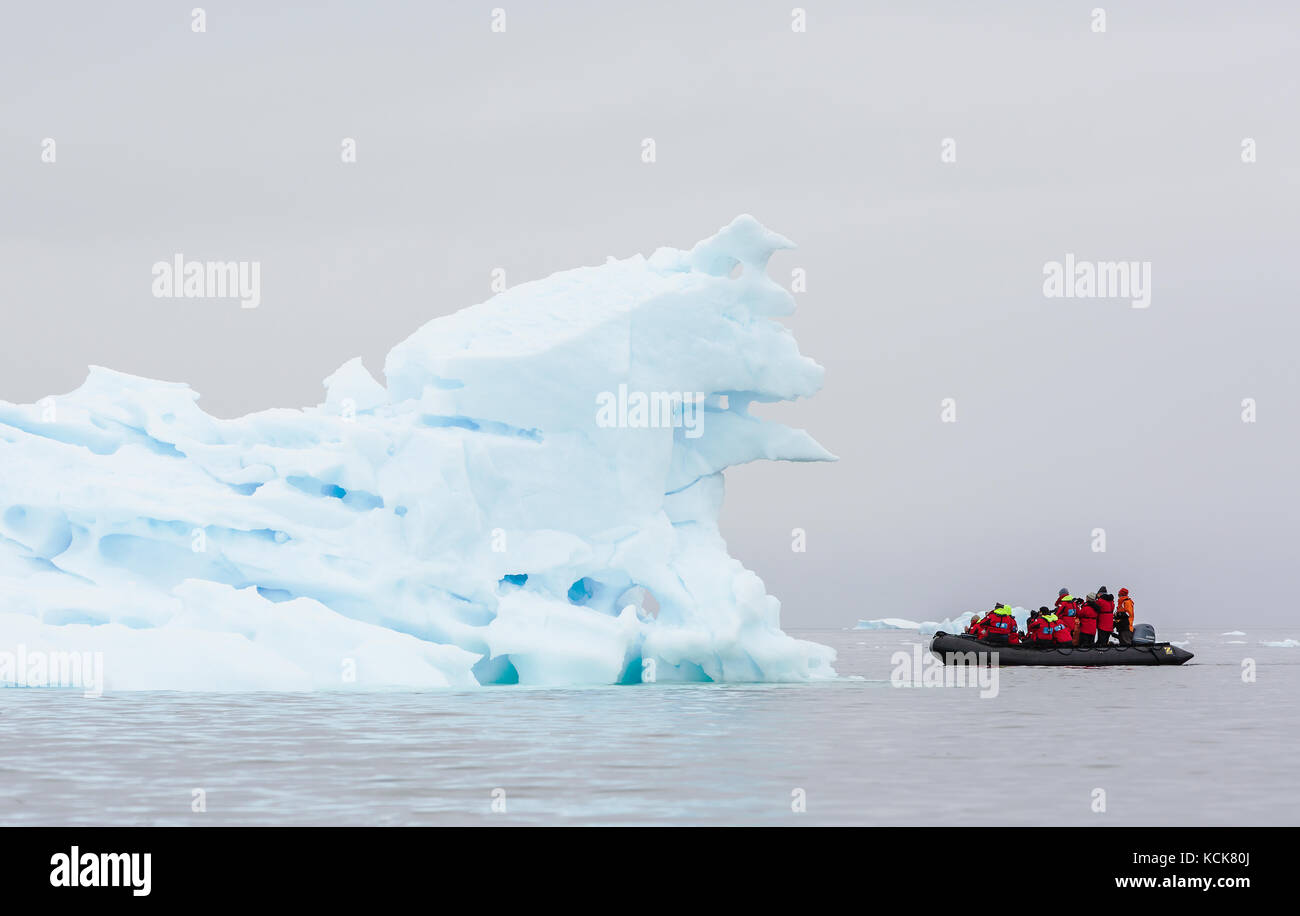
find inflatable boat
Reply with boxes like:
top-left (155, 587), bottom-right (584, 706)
top-left (929, 632), bottom-right (1194, 666)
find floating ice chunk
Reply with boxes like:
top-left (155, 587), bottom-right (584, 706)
top-left (1260, 639), bottom-right (1299, 648)
top-left (0, 216), bottom-right (834, 689)
top-left (919, 614), bottom-right (971, 635)
top-left (918, 607), bottom-right (1037, 635)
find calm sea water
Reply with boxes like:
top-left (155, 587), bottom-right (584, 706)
top-left (2, 628), bottom-right (1295, 826)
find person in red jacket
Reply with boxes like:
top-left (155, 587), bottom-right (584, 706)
top-left (1094, 587), bottom-right (1116, 646)
top-left (1054, 588), bottom-right (1074, 613)
top-left (1027, 609), bottom-right (1066, 644)
top-left (1043, 612), bottom-right (1072, 644)
top-left (1056, 616), bottom-right (1074, 644)
top-left (1056, 599), bottom-right (1081, 644)
top-left (965, 613), bottom-right (983, 637)
top-left (1077, 596), bottom-right (1098, 647)
top-left (978, 604), bottom-right (1017, 645)
top-left (1025, 609), bottom-right (1044, 644)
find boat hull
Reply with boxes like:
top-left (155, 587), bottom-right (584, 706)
top-left (929, 632), bottom-right (1194, 666)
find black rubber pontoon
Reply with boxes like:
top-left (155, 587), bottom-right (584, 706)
top-left (929, 632), bottom-right (1194, 666)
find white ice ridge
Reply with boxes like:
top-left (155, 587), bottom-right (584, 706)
top-left (855, 618), bottom-right (922, 631)
top-left (0, 215), bottom-right (837, 690)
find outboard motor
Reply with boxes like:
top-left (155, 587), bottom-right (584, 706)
top-left (1133, 622), bottom-right (1157, 645)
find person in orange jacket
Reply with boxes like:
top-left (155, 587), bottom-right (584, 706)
top-left (1115, 587), bottom-right (1136, 645)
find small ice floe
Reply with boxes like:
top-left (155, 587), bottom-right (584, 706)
top-left (1259, 639), bottom-right (1300, 648)
top-left (855, 617), bottom-right (921, 630)
top-left (1221, 630), bottom-right (1247, 636)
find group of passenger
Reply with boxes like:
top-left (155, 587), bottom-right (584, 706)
top-left (965, 587), bottom-right (1136, 648)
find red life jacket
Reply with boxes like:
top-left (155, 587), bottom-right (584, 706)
top-left (1078, 603), bottom-right (1098, 635)
top-left (982, 611), bottom-right (1015, 638)
top-left (1095, 596), bottom-right (1115, 631)
top-left (1035, 617), bottom-right (1067, 642)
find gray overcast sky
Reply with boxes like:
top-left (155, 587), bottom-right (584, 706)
top-left (2, 2), bottom-right (1297, 627)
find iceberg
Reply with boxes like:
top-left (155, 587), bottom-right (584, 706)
top-left (918, 611), bottom-right (983, 635)
top-left (0, 216), bottom-right (837, 690)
